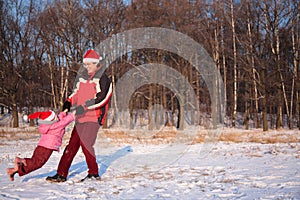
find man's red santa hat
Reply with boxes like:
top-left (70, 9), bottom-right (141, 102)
top-left (28, 110), bottom-right (56, 124)
top-left (83, 49), bottom-right (102, 63)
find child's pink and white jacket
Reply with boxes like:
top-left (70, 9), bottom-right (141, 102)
top-left (37, 112), bottom-right (75, 151)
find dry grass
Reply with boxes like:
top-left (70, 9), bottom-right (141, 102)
top-left (102, 128), bottom-right (300, 144)
top-left (0, 125), bottom-right (299, 144)
top-left (0, 127), bottom-right (39, 141)
top-left (219, 129), bottom-right (300, 144)
top-left (102, 128), bottom-right (179, 144)
top-left (0, 126), bottom-right (38, 133)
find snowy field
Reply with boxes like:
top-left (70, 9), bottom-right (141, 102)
top-left (0, 125), bottom-right (299, 200)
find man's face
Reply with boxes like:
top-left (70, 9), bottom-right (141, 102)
top-left (83, 62), bottom-right (98, 75)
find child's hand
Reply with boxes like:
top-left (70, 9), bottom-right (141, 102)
top-left (63, 109), bottom-right (68, 113)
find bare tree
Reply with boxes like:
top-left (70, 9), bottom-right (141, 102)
top-left (289, 0), bottom-right (299, 129)
top-left (0, 0), bottom-right (38, 127)
top-left (1, 0), bottom-right (298, 131)
top-left (245, 1), bottom-right (259, 129)
top-left (230, 0), bottom-right (238, 127)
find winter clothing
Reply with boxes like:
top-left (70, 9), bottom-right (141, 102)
top-left (62, 101), bottom-right (71, 112)
top-left (28, 110), bottom-right (57, 124)
top-left (66, 67), bottom-right (112, 125)
top-left (57, 122), bottom-right (100, 178)
top-left (80, 174), bottom-right (101, 182)
top-left (18, 146), bottom-right (53, 176)
top-left (83, 49), bottom-right (102, 63)
top-left (46, 173), bottom-right (67, 182)
top-left (75, 105), bottom-right (85, 115)
top-left (48, 49), bottom-right (112, 181)
top-left (14, 111), bottom-right (75, 178)
top-left (37, 112), bottom-right (75, 151)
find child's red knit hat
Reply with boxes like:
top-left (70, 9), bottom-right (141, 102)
top-left (28, 110), bottom-right (56, 123)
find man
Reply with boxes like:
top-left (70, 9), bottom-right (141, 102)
top-left (46, 49), bottom-right (112, 182)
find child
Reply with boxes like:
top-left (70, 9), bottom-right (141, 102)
top-left (6, 109), bottom-right (75, 181)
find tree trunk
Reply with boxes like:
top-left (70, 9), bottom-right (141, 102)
top-left (261, 66), bottom-right (268, 131)
top-left (48, 53), bottom-right (56, 109)
top-left (29, 104), bottom-right (34, 127)
top-left (195, 55), bottom-right (201, 126)
top-left (29, 86), bottom-right (34, 126)
top-left (162, 86), bottom-right (168, 126)
top-left (0, 106), bottom-right (4, 114)
top-left (178, 60), bottom-right (185, 130)
top-left (230, 0), bottom-right (238, 127)
top-left (246, 2), bottom-right (259, 128)
top-left (11, 94), bottom-right (19, 128)
top-left (129, 96), bottom-right (134, 129)
top-left (148, 84), bottom-right (153, 130)
top-left (244, 82), bottom-right (250, 130)
top-left (59, 43), bottom-right (65, 109)
top-left (276, 86), bottom-right (283, 129)
top-left (275, 18), bottom-right (284, 129)
top-left (290, 2), bottom-right (299, 129)
top-left (298, 92), bottom-right (300, 130)
top-left (189, 59), bottom-right (195, 126)
top-left (221, 10), bottom-right (227, 128)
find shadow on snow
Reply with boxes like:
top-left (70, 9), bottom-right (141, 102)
top-left (22, 145), bottom-right (133, 182)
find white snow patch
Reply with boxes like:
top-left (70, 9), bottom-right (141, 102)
top-left (0, 128), bottom-right (299, 199)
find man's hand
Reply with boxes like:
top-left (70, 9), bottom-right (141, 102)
top-left (62, 101), bottom-right (71, 112)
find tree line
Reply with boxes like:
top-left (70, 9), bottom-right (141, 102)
top-left (0, 0), bottom-right (299, 131)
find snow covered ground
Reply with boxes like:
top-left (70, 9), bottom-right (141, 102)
top-left (0, 127), bottom-right (299, 199)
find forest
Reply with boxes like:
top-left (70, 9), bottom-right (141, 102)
top-left (0, 0), bottom-right (299, 131)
